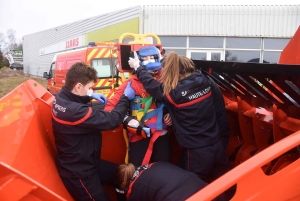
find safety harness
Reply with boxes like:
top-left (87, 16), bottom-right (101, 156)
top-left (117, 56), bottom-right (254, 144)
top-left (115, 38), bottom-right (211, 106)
top-left (123, 95), bottom-right (166, 165)
top-left (123, 116), bottom-right (150, 139)
top-left (131, 96), bottom-right (165, 130)
top-left (123, 45), bottom-right (166, 165)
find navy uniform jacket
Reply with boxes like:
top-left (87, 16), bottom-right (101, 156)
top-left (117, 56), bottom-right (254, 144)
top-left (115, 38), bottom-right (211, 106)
top-left (209, 77), bottom-right (230, 138)
top-left (52, 86), bottom-right (129, 178)
top-left (135, 67), bottom-right (220, 149)
top-left (126, 162), bottom-right (207, 201)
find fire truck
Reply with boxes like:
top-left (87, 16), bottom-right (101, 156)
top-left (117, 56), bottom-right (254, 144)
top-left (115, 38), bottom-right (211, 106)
top-left (42, 33), bottom-right (162, 99)
top-left (1, 28), bottom-right (300, 200)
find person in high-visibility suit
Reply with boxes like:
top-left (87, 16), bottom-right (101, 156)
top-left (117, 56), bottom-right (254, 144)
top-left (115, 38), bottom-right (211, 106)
top-left (105, 46), bottom-right (171, 167)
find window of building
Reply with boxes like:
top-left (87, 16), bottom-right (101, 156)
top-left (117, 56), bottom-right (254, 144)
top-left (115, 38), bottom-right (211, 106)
top-left (225, 50), bottom-right (260, 63)
top-left (226, 37), bottom-right (261, 49)
top-left (159, 36), bottom-right (288, 64)
top-left (159, 36), bottom-right (187, 47)
top-left (191, 52), bottom-right (207, 60)
top-left (165, 49), bottom-right (187, 56)
top-left (189, 36), bottom-right (223, 48)
top-left (263, 51), bottom-right (282, 63)
top-left (189, 51), bottom-right (223, 61)
top-left (264, 38), bottom-right (290, 50)
top-left (211, 52), bottom-right (222, 61)
top-left (91, 59), bottom-right (111, 77)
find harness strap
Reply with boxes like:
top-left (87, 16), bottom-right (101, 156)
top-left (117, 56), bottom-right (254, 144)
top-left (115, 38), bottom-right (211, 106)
top-left (130, 97), bottom-right (166, 165)
top-left (124, 116), bottom-right (151, 138)
top-left (135, 97), bottom-right (153, 121)
top-left (141, 102), bottom-right (165, 130)
top-left (127, 127), bottom-right (148, 138)
top-left (141, 130), bottom-right (165, 165)
top-left (126, 163), bottom-right (155, 198)
top-left (123, 116), bottom-right (134, 130)
top-left (133, 96), bottom-right (152, 104)
top-left (136, 122), bottom-right (144, 136)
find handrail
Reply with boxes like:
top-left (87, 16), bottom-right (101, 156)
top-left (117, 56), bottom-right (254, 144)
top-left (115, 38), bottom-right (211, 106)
top-left (118, 33), bottom-right (161, 44)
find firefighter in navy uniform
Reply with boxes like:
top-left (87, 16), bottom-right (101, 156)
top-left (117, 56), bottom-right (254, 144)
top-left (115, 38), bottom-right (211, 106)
top-left (116, 162), bottom-right (227, 201)
top-left (177, 74), bottom-right (231, 168)
top-left (128, 52), bottom-right (235, 200)
top-left (51, 62), bottom-right (135, 201)
top-left (208, 76), bottom-right (230, 149)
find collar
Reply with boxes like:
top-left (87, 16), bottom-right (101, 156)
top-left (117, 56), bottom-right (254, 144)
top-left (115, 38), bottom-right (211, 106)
top-left (132, 69), bottom-right (161, 80)
top-left (124, 164), bottom-right (150, 195)
top-left (131, 164), bottom-right (149, 182)
top-left (58, 86), bottom-right (92, 104)
top-left (179, 71), bottom-right (201, 82)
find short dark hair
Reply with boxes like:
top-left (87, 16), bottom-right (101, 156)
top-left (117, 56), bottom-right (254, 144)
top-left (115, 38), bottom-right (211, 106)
top-left (65, 62), bottom-right (98, 90)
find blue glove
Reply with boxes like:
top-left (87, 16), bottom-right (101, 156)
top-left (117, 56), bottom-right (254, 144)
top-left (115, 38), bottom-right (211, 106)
top-left (124, 81), bottom-right (135, 100)
top-left (91, 93), bottom-right (108, 105)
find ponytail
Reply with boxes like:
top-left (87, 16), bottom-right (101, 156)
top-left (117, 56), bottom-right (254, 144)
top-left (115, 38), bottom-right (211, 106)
top-left (116, 163), bottom-right (136, 190)
top-left (159, 52), bottom-right (180, 95)
top-left (159, 52), bottom-right (195, 95)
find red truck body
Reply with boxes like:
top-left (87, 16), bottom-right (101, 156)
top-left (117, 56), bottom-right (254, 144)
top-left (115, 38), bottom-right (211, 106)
top-left (1, 28), bottom-right (300, 200)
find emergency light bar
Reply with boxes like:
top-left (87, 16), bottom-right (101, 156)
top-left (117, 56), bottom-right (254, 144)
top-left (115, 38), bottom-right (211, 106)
top-left (88, 42), bottom-right (117, 47)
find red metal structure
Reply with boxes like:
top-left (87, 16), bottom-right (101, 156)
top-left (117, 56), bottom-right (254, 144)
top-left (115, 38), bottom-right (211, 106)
top-left (187, 25), bottom-right (300, 200)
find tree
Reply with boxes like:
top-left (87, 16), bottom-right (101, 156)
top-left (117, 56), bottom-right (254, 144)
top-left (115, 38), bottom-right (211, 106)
top-left (7, 29), bottom-right (17, 51)
top-left (0, 50), bottom-right (3, 61)
top-left (0, 32), bottom-right (6, 52)
top-left (0, 33), bottom-right (6, 68)
top-left (15, 40), bottom-right (23, 50)
top-left (0, 29), bottom-right (22, 54)
top-left (0, 29), bottom-right (23, 68)
top-left (0, 50), bottom-right (9, 68)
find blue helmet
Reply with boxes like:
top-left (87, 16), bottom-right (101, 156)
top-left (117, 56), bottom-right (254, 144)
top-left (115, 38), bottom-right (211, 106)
top-left (138, 46), bottom-right (162, 71)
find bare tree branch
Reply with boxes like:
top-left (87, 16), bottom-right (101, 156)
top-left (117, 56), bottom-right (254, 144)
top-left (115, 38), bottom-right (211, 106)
top-left (7, 29), bottom-right (17, 51)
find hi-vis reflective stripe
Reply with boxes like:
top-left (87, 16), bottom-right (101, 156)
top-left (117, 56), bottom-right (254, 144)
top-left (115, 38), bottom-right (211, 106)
top-left (95, 79), bottom-right (110, 88)
top-left (87, 48), bottom-right (117, 63)
top-left (91, 89), bottom-right (114, 101)
top-left (95, 77), bottom-right (125, 87)
top-left (95, 49), bottom-right (106, 58)
top-left (94, 80), bottom-right (124, 99)
top-left (93, 79), bottom-right (124, 100)
top-left (106, 91), bottom-right (114, 99)
top-left (87, 49), bottom-right (98, 61)
top-left (94, 78), bottom-right (113, 100)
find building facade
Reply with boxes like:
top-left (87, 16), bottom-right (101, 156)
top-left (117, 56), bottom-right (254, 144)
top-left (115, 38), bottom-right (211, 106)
top-left (23, 5), bottom-right (300, 76)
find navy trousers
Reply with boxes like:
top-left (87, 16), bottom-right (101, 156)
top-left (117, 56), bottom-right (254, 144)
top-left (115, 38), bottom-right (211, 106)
top-left (60, 160), bottom-right (126, 201)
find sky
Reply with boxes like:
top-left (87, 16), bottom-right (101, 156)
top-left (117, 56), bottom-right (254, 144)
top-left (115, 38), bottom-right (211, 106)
top-left (0, 0), bottom-right (299, 42)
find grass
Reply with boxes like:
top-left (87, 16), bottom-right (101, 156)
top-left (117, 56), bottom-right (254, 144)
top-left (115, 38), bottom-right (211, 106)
top-left (0, 67), bottom-right (47, 98)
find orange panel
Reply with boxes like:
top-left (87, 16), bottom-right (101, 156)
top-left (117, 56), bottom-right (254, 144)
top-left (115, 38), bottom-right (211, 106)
top-left (187, 130), bottom-right (300, 201)
top-left (279, 26), bottom-right (300, 64)
top-left (0, 80), bottom-right (73, 200)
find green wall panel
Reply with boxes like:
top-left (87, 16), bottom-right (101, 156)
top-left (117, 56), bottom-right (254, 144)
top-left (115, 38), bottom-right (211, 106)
top-left (86, 18), bottom-right (139, 43)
